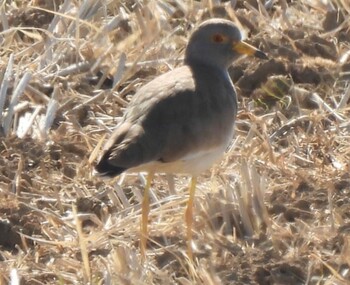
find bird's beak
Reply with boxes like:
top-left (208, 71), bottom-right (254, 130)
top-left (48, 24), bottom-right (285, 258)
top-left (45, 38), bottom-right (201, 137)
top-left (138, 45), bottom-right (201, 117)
top-left (233, 41), bottom-right (268, 59)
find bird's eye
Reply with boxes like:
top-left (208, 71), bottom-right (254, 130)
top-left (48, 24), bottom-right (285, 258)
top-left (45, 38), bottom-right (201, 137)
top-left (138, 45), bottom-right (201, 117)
top-left (212, 34), bottom-right (226, 43)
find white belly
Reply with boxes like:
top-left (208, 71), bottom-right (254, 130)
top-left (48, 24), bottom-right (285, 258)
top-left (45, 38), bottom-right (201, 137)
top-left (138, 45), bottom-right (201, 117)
top-left (128, 129), bottom-right (233, 175)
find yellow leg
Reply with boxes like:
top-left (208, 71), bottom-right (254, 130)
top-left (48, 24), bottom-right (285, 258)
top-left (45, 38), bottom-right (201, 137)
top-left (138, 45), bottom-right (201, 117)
top-left (140, 172), bottom-right (154, 261)
top-left (185, 176), bottom-right (197, 260)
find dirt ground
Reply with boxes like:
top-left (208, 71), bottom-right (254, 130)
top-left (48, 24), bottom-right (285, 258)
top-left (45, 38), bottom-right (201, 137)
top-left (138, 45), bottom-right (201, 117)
top-left (0, 0), bottom-right (350, 284)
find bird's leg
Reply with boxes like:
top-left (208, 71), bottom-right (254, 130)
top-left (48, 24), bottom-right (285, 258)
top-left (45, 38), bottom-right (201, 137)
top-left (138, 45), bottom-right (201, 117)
top-left (140, 172), bottom-right (154, 261)
top-left (185, 176), bottom-right (197, 260)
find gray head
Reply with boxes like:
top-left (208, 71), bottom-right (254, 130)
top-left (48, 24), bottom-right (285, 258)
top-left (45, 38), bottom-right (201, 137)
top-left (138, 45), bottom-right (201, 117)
top-left (185, 18), bottom-right (267, 69)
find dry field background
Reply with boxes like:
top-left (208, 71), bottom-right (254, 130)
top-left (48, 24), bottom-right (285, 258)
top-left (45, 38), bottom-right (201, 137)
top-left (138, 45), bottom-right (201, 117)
top-left (0, 0), bottom-right (350, 284)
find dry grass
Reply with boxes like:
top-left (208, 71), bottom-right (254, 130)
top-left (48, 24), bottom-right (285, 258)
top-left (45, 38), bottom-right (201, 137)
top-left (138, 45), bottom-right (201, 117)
top-left (0, 0), bottom-right (350, 284)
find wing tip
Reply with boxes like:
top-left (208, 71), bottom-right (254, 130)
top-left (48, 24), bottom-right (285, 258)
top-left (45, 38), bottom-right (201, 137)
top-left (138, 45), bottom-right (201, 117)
top-left (94, 158), bottom-right (126, 178)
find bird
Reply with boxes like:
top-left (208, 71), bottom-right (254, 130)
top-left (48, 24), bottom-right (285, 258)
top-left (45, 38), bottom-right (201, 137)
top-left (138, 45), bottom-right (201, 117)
top-left (94, 18), bottom-right (267, 260)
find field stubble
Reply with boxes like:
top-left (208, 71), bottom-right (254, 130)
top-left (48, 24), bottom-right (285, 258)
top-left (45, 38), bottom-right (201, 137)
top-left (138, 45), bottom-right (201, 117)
top-left (0, 0), bottom-right (350, 284)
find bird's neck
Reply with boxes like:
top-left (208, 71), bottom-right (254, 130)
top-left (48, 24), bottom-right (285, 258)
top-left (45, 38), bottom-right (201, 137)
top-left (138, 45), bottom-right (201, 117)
top-left (184, 58), bottom-right (228, 73)
top-left (185, 59), bottom-right (230, 80)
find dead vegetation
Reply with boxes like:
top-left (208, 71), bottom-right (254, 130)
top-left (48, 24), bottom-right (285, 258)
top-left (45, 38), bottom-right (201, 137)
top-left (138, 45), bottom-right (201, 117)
top-left (0, 0), bottom-right (350, 284)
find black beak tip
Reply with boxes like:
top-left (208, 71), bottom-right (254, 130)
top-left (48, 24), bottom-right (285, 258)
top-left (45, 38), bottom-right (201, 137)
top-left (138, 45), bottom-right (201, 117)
top-left (255, 50), bottom-right (268, 60)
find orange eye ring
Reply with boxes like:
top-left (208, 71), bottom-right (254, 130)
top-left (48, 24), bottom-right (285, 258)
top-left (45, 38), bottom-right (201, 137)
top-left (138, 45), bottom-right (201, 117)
top-left (212, 34), bottom-right (225, 43)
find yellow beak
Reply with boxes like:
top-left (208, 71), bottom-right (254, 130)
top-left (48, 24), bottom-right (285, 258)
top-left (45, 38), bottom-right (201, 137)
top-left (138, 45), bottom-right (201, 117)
top-left (233, 41), bottom-right (268, 59)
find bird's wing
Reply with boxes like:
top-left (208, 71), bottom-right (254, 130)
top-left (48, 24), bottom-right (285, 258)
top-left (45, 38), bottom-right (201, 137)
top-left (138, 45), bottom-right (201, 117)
top-left (95, 65), bottom-right (236, 176)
